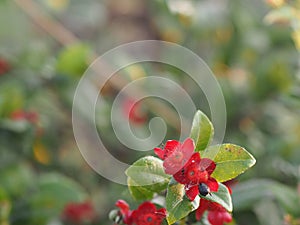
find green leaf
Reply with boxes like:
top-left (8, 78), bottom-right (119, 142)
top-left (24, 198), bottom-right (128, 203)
top-left (190, 110), bottom-right (214, 152)
top-left (56, 43), bottom-right (91, 77)
top-left (202, 144), bottom-right (256, 182)
top-left (127, 177), bottom-right (154, 200)
top-left (125, 156), bottom-right (171, 200)
top-left (166, 178), bottom-right (200, 225)
top-left (0, 81), bottom-right (25, 118)
top-left (202, 183), bottom-right (232, 212)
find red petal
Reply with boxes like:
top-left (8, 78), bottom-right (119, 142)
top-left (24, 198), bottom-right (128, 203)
top-left (173, 152), bottom-right (201, 184)
top-left (163, 139), bottom-right (194, 175)
top-left (195, 199), bottom-right (210, 220)
top-left (163, 159), bottom-right (181, 175)
top-left (154, 147), bottom-right (165, 160)
top-left (115, 200), bottom-right (130, 215)
top-left (136, 202), bottom-right (156, 214)
top-left (227, 186), bottom-right (232, 195)
top-left (180, 138), bottom-right (195, 163)
top-left (154, 140), bottom-right (180, 160)
top-left (131, 204), bottom-right (166, 225)
top-left (156, 208), bottom-right (167, 218)
top-left (206, 178), bottom-right (219, 192)
top-left (163, 153), bottom-right (188, 175)
top-left (186, 152), bottom-right (201, 166)
top-left (165, 140), bottom-right (180, 152)
top-left (130, 210), bottom-right (139, 223)
top-left (199, 158), bottom-right (216, 175)
top-left (185, 185), bottom-right (199, 201)
top-left (173, 167), bottom-right (189, 184)
top-left (208, 210), bottom-right (232, 225)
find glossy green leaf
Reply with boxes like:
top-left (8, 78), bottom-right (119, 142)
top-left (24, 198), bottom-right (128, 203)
top-left (166, 178), bottom-right (200, 225)
top-left (125, 156), bottom-right (171, 200)
top-left (202, 183), bottom-right (232, 212)
top-left (127, 177), bottom-right (154, 200)
top-left (190, 110), bottom-right (214, 152)
top-left (202, 144), bottom-right (256, 182)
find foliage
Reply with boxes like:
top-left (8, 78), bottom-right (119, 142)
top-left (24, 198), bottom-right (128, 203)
top-left (123, 110), bottom-right (255, 224)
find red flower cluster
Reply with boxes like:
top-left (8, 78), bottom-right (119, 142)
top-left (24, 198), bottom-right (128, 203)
top-left (10, 110), bottom-right (39, 124)
top-left (154, 138), bottom-right (218, 201)
top-left (154, 138), bottom-right (194, 175)
top-left (196, 199), bottom-right (232, 225)
top-left (122, 98), bottom-right (147, 125)
top-left (62, 201), bottom-right (96, 224)
top-left (0, 58), bottom-right (10, 75)
top-left (115, 200), bottom-right (166, 225)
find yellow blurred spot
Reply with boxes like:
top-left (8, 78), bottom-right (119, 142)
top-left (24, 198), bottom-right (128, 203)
top-left (178, 14), bottom-right (192, 27)
top-left (215, 28), bottom-right (232, 44)
top-left (34, 142), bottom-right (51, 165)
top-left (292, 29), bottom-right (300, 50)
top-left (265, 0), bottom-right (285, 8)
top-left (212, 62), bottom-right (229, 77)
top-left (161, 29), bottom-right (183, 43)
top-left (241, 49), bottom-right (257, 64)
top-left (45, 0), bottom-right (69, 11)
top-left (126, 64), bottom-right (146, 80)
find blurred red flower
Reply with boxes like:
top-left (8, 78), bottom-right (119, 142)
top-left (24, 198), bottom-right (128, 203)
top-left (62, 201), bottom-right (96, 224)
top-left (196, 199), bottom-right (232, 225)
top-left (10, 110), bottom-right (39, 124)
top-left (0, 58), bottom-right (10, 75)
top-left (122, 98), bottom-right (147, 125)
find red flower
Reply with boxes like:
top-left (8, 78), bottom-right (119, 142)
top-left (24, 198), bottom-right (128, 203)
top-left (154, 138), bottom-right (195, 175)
top-left (196, 199), bottom-right (232, 225)
top-left (10, 110), bottom-right (39, 124)
top-left (115, 200), bottom-right (132, 224)
top-left (131, 202), bottom-right (166, 225)
top-left (114, 200), bottom-right (166, 225)
top-left (173, 152), bottom-right (218, 201)
top-left (62, 201), bottom-right (96, 224)
top-left (122, 98), bottom-right (147, 125)
top-left (0, 58), bottom-right (10, 75)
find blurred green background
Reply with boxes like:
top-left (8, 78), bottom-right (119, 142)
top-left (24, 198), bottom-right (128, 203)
top-left (0, 0), bottom-right (300, 224)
